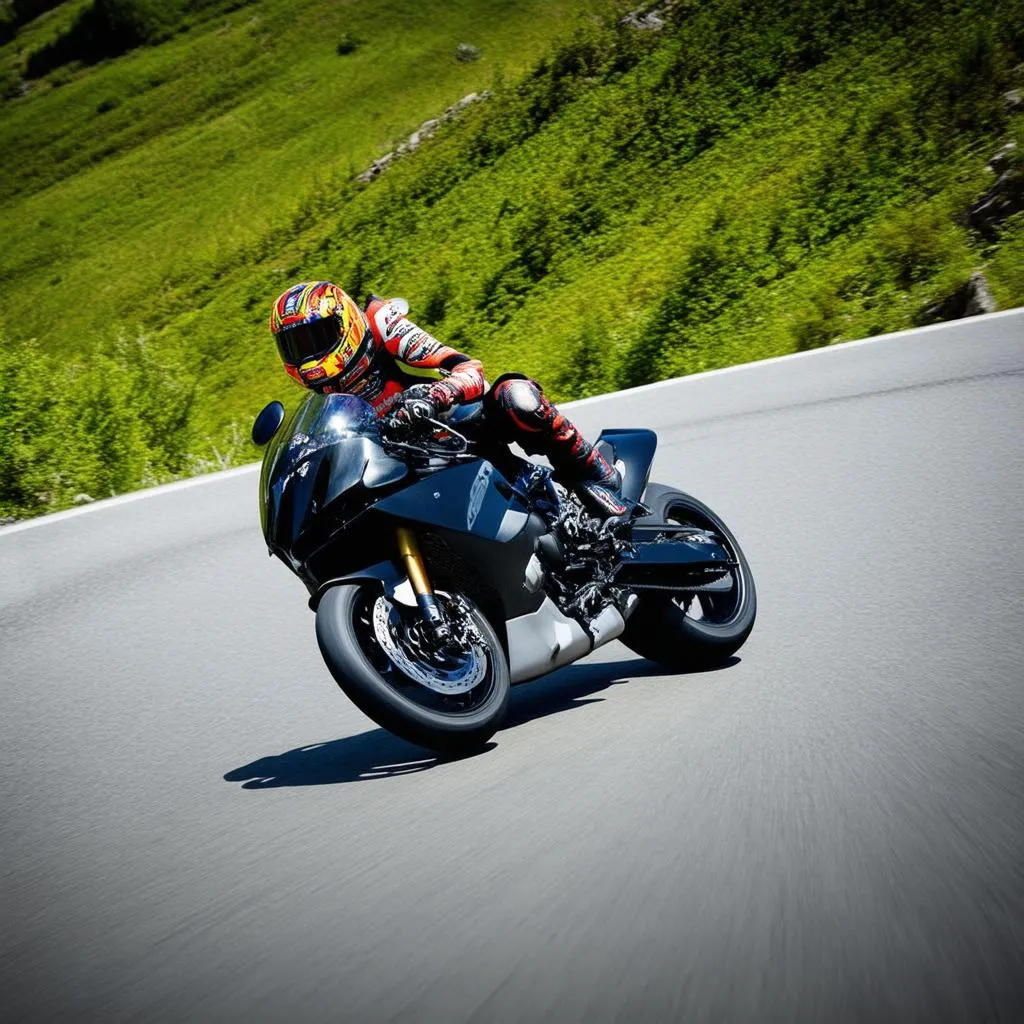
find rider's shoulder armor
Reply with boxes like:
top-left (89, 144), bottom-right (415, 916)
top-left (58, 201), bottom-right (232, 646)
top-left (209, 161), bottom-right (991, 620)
top-left (366, 296), bottom-right (411, 343)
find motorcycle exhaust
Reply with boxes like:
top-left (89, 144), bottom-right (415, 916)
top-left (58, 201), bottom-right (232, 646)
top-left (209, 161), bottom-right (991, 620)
top-left (588, 604), bottom-right (625, 646)
top-left (506, 598), bottom-right (626, 684)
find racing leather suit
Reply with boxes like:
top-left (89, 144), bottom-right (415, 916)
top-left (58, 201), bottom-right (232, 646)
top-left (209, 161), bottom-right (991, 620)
top-left (319, 296), bottom-right (623, 512)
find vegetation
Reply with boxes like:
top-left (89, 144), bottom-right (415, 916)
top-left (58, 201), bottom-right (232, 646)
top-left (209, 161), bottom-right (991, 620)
top-left (24, 0), bottom-right (256, 77)
top-left (0, 332), bottom-right (197, 514)
top-left (1, 0), bottom-right (1023, 520)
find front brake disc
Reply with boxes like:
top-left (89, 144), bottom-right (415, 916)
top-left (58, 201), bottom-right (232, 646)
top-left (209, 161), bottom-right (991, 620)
top-left (372, 596), bottom-right (487, 695)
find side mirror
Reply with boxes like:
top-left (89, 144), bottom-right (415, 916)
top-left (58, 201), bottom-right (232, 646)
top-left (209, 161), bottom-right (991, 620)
top-left (252, 401), bottom-right (285, 446)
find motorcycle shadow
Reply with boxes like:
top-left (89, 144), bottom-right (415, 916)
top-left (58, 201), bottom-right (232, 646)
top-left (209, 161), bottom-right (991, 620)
top-left (223, 655), bottom-right (738, 789)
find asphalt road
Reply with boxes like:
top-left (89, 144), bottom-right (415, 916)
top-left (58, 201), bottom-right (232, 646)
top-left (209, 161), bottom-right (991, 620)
top-left (2, 311), bottom-right (1024, 1022)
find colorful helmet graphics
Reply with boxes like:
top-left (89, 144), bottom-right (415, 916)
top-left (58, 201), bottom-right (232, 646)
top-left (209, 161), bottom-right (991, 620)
top-left (270, 281), bottom-right (369, 388)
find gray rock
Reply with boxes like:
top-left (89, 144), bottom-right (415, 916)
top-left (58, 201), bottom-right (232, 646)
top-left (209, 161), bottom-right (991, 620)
top-left (622, 11), bottom-right (664, 29)
top-left (356, 152), bottom-right (395, 184)
top-left (964, 272), bottom-right (998, 316)
top-left (356, 92), bottom-right (490, 183)
top-left (966, 166), bottom-right (1024, 237)
top-left (1003, 89), bottom-right (1023, 109)
top-left (918, 271), bottom-right (998, 324)
top-left (455, 43), bottom-right (480, 63)
top-left (988, 142), bottom-right (1017, 174)
top-left (451, 92), bottom-right (485, 112)
top-left (621, 0), bottom-right (675, 30)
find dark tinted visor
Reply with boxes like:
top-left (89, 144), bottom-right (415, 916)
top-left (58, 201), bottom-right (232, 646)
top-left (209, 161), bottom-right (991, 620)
top-left (275, 318), bottom-right (342, 366)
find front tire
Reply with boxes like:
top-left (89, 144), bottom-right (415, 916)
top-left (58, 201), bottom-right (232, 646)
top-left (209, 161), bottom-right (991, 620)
top-left (620, 484), bottom-right (756, 669)
top-left (316, 584), bottom-right (510, 755)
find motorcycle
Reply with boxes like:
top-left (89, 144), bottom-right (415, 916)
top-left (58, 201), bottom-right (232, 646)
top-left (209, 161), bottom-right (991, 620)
top-left (252, 386), bottom-right (756, 754)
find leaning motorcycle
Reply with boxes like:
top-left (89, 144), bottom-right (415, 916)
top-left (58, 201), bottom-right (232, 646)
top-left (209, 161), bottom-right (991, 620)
top-left (253, 388), bottom-right (756, 754)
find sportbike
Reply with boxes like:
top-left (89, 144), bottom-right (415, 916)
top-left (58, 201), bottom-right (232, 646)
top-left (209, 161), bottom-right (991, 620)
top-left (253, 387), bottom-right (756, 754)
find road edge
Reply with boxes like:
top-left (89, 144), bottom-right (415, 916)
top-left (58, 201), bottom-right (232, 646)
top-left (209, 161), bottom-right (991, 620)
top-left (2, 307), bottom-right (1020, 538)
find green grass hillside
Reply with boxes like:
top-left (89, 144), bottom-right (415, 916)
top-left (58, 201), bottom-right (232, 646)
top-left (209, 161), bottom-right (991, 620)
top-left (2, 0), bottom-right (1023, 519)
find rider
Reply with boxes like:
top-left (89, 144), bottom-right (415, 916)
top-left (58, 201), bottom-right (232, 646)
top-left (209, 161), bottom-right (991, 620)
top-left (269, 281), bottom-right (625, 516)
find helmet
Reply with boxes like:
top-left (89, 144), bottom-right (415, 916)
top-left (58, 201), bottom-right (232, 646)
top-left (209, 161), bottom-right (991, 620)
top-left (270, 281), bottom-right (369, 388)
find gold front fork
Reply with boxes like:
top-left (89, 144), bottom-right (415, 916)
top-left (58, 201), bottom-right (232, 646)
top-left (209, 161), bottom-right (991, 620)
top-left (395, 527), bottom-right (447, 634)
top-left (395, 526), bottom-right (434, 598)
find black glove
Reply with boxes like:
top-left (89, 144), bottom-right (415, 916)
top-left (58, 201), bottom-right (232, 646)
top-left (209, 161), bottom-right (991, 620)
top-left (384, 386), bottom-right (438, 438)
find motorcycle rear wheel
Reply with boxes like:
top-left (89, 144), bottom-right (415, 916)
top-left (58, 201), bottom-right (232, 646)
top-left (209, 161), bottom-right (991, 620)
top-left (316, 583), bottom-right (510, 755)
top-left (620, 484), bottom-right (756, 669)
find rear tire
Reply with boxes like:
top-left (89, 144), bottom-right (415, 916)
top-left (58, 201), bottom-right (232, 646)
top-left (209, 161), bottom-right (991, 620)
top-left (620, 484), bottom-right (756, 669)
top-left (316, 583), bottom-right (510, 755)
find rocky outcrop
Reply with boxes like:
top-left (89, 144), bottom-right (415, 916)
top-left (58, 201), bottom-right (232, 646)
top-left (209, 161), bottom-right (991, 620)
top-left (920, 271), bottom-right (998, 324)
top-left (967, 143), bottom-right (1024, 238)
top-left (620, 1), bottom-right (678, 30)
top-left (964, 271), bottom-right (998, 315)
top-left (988, 141), bottom-right (1017, 173)
top-left (357, 91), bottom-right (490, 184)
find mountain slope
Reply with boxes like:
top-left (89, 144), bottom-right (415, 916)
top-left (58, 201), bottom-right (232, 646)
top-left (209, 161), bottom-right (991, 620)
top-left (2, 0), bottom-right (1023, 519)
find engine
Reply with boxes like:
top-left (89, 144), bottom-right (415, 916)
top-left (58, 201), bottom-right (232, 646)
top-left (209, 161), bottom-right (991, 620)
top-left (534, 491), bottom-right (634, 630)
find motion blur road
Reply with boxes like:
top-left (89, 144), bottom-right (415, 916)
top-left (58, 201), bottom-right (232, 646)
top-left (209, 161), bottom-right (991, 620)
top-left (2, 311), bottom-right (1023, 1022)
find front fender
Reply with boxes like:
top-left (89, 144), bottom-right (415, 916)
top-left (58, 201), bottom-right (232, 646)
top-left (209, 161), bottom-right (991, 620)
top-left (308, 558), bottom-right (405, 611)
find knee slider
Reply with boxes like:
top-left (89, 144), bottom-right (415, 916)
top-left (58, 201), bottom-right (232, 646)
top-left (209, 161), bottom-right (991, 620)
top-left (495, 379), bottom-right (547, 433)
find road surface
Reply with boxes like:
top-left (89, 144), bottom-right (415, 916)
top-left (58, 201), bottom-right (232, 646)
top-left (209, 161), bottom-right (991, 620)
top-left (2, 311), bottom-right (1023, 1022)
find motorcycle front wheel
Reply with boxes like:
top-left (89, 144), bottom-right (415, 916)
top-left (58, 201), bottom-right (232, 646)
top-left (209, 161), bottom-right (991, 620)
top-left (620, 484), bottom-right (757, 669)
top-left (316, 584), bottom-right (510, 755)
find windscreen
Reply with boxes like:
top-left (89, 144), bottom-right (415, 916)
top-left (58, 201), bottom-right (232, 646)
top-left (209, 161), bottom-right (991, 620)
top-left (259, 392), bottom-right (383, 555)
top-left (264, 392), bottom-right (378, 474)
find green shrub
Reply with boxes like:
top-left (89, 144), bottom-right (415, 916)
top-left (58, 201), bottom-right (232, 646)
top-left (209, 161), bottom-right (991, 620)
top-left (421, 272), bottom-right (453, 328)
top-left (871, 206), bottom-right (966, 290)
top-left (0, 336), bottom-right (54, 517)
top-left (0, 2), bottom-right (15, 45)
top-left (0, 0), bottom-right (67, 42)
top-left (0, 330), bottom-right (197, 518)
top-left (336, 32), bottom-right (361, 56)
top-left (24, 0), bottom-right (251, 77)
top-left (555, 319), bottom-right (617, 400)
top-left (27, 0), bottom-right (179, 76)
top-left (788, 284), bottom-right (844, 351)
top-left (0, 64), bottom-right (25, 100)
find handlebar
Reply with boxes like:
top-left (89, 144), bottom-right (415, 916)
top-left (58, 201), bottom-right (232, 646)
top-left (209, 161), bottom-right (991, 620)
top-left (380, 413), bottom-right (473, 461)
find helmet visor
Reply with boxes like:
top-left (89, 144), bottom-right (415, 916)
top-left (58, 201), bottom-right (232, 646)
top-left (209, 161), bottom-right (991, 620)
top-left (275, 318), bottom-right (342, 366)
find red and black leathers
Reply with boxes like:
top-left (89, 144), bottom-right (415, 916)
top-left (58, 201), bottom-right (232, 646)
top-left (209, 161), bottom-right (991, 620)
top-left (483, 373), bottom-right (623, 510)
top-left (317, 296), bottom-right (621, 504)
top-left (313, 296), bottom-right (486, 415)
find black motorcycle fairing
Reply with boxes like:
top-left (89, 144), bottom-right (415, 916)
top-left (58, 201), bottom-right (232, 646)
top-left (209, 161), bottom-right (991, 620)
top-left (614, 537), bottom-right (733, 588)
top-left (260, 394), bottom-right (668, 632)
top-left (424, 514), bottom-right (549, 621)
top-left (260, 393), bottom-right (407, 561)
top-left (259, 396), bottom-right (547, 619)
top-left (372, 458), bottom-right (530, 541)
